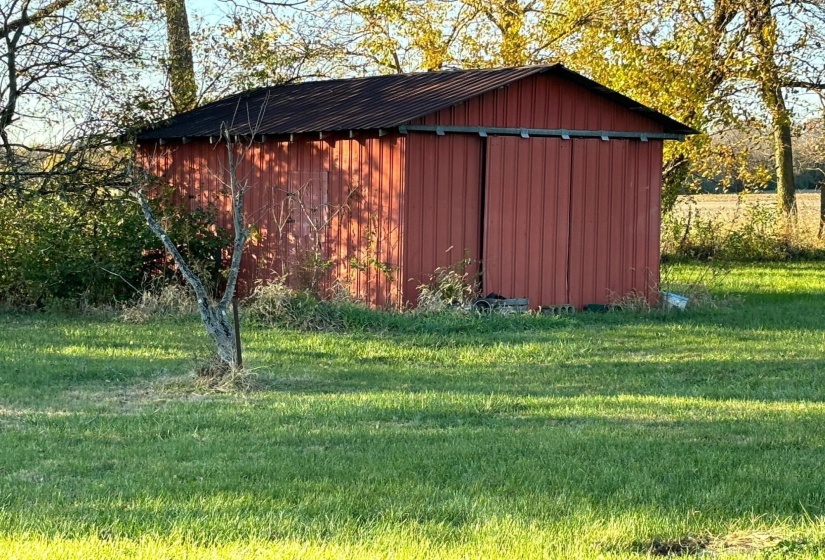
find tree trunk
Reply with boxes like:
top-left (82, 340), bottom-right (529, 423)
top-left (819, 185), bottom-right (824, 238)
top-left (202, 307), bottom-right (237, 365)
top-left (135, 190), bottom-right (238, 366)
top-left (133, 132), bottom-right (249, 369)
top-left (747, 0), bottom-right (796, 217)
top-left (772, 105), bottom-right (796, 217)
top-left (160, 0), bottom-right (197, 113)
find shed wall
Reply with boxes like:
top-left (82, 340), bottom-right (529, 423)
top-left (403, 133), bottom-right (484, 303)
top-left (402, 71), bottom-right (666, 308)
top-left (413, 73), bottom-right (666, 133)
top-left (483, 136), bottom-right (663, 308)
top-left (138, 134), bottom-right (406, 307)
top-left (483, 136), bottom-right (572, 307)
top-left (567, 139), bottom-right (663, 306)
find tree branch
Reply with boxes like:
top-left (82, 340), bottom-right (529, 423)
top-left (0, 0), bottom-right (75, 41)
top-left (218, 126), bottom-right (251, 312)
top-left (785, 80), bottom-right (825, 90)
top-left (134, 187), bottom-right (212, 314)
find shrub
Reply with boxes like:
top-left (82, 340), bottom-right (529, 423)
top-left (0, 189), bottom-right (230, 308)
top-left (142, 189), bottom-right (232, 295)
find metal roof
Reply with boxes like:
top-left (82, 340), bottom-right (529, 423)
top-left (137, 65), bottom-right (697, 140)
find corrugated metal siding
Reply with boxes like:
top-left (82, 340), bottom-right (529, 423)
top-left (567, 139), bottom-right (662, 307)
top-left (403, 133), bottom-right (484, 303)
top-left (483, 136), bottom-right (571, 307)
top-left (406, 72), bottom-right (666, 308)
top-left (482, 137), bottom-right (662, 308)
top-left (414, 74), bottom-right (666, 133)
top-left (138, 134), bottom-right (406, 307)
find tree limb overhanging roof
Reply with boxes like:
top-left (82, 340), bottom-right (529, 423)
top-left (136, 64), bottom-right (698, 140)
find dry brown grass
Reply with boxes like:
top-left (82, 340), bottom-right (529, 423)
top-left (607, 290), bottom-right (653, 312)
top-left (192, 355), bottom-right (260, 393)
top-left (673, 191), bottom-right (821, 236)
top-left (119, 284), bottom-right (197, 323)
top-left (641, 530), bottom-right (788, 556)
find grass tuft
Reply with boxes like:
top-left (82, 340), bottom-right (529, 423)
top-left (120, 284), bottom-right (197, 324)
top-left (192, 355), bottom-right (259, 393)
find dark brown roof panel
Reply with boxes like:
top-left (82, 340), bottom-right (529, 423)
top-left (137, 65), bottom-right (697, 140)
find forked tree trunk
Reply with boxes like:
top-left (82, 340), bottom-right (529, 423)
top-left (134, 131), bottom-right (249, 367)
top-left (135, 192), bottom-right (240, 364)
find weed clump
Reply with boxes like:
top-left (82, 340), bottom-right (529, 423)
top-left (120, 284), bottom-right (197, 323)
top-left (416, 258), bottom-right (478, 314)
top-left (245, 280), bottom-right (349, 332)
top-left (608, 290), bottom-right (653, 313)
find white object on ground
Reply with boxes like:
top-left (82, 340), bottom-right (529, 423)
top-left (661, 292), bottom-right (689, 310)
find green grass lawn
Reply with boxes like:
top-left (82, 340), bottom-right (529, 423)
top-left (1, 263), bottom-right (824, 559)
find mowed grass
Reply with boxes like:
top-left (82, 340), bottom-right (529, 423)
top-left (1, 263), bottom-right (825, 559)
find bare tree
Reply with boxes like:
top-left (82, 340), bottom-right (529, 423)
top-left (132, 129), bottom-right (249, 368)
top-left (0, 0), bottom-right (151, 197)
top-left (129, 92), bottom-right (271, 369)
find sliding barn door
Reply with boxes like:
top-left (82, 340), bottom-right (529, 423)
top-left (567, 139), bottom-right (661, 307)
top-left (484, 137), bottom-right (662, 308)
top-left (483, 136), bottom-right (572, 306)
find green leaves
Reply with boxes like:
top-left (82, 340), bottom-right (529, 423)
top-left (0, 189), bottom-right (231, 307)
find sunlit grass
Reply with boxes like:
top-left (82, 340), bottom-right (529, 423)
top-left (1, 262), bottom-right (824, 558)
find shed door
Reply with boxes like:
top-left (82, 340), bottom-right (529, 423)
top-left (567, 139), bottom-right (661, 307)
top-left (483, 136), bottom-right (572, 306)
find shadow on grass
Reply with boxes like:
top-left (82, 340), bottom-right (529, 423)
top-left (259, 357), bottom-right (825, 402)
top-left (1, 391), bottom-right (823, 543)
top-left (2, 314), bottom-right (824, 404)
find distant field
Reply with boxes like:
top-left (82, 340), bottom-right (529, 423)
top-left (673, 191), bottom-right (822, 233)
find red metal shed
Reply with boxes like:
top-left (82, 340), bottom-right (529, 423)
top-left (137, 65), bottom-right (695, 309)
